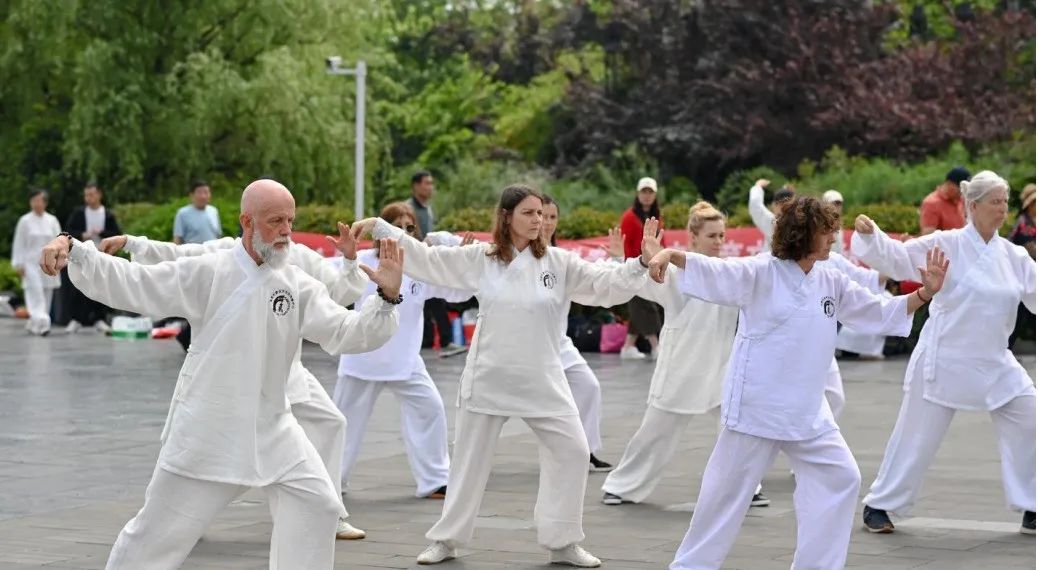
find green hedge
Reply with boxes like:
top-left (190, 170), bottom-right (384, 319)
top-left (0, 258), bottom-right (22, 297)
top-left (114, 199), bottom-right (356, 239)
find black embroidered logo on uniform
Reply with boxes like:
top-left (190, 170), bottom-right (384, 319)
top-left (539, 270), bottom-right (558, 290)
top-left (270, 289), bottom-right (296, 316)
top-left (410, 281), bottom-right (423, 296)
top-left (821, 296), bottom-right (836, 318)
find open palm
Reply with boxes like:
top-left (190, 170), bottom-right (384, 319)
top-left (917, 246), bottom-right (949, 296)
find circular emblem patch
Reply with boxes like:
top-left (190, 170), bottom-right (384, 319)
top-left (539, 270), bottom-right (558, 290)
top-left (270, 289), bottom-right (296, 316)
top-left (821, 296), bottom-right (836, 318)
top-left (410, 281), bottom-right (423, 296)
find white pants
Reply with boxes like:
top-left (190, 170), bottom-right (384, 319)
top-left (426, 408), bottom-right (590, 550)
top-left (333, 371), bottom-right (450, 497)
top-left (603, 407), bottom-right (719, 503)
top-left (293, 376), bottom-right (349, 500)
top-left (106, 463), bottom-right (341, 570)
top-left (22, 272), bottom-right (54, 335)
top-left (864, 375), bottom-right (1036, 515)
top-left (670, 428), bottom-right (861, 570)
top-left (825, 357), bottom-right (845, 421)
top-left (565, 361), bottom-right (603, 453)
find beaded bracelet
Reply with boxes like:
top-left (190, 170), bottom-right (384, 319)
top-left (377, 287), bottom-right (404, 305)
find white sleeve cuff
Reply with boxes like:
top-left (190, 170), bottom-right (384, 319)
top-left (123, 235), bottom-right (145, 254)
top-left (372, 218), bottom-right (405, 241)
top-left (68, 239), bottom-right (95, 263)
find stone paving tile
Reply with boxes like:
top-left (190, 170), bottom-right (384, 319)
top-left (0, 320), bottom-right (1034, 569)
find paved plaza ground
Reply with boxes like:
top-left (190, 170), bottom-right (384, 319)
top-left (0, 319), bottom-right (1034, 569)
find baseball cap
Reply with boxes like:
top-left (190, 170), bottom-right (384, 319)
top-left (637, 177), bottom-right (658, 192)
top-left (945, 167), bottom-right (971, 185)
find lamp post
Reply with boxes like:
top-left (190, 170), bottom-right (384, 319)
top-left (326, 57), bottom-right (366, 218)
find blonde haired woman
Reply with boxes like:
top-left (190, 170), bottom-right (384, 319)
top-left (855, 170), bottom-right (1036, 535)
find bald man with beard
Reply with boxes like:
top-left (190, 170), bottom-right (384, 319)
top-left (39, 179), bottom-right (405, 569)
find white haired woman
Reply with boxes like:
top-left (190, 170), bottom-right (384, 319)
top-left (854, 170), bottom-right (1037, 535)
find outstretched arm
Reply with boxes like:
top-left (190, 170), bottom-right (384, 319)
top-left (353, 217), bottom-right (484, 291)
top-left (851, 215), bottom-right (941, 281)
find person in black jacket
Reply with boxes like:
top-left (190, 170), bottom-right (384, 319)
top-left (59, 183), bottom-right (121, 333)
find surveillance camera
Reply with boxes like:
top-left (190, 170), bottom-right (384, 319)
top-left (326, 56), bottom-right (342, 70)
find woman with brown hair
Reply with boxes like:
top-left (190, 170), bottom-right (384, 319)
top-left (647, 196), bottom-right (949, 569)
top-left (351, 184), bottom-right (654, 567)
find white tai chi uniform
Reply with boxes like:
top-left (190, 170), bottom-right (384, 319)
top-left (668, 252), bottom-right (912, 570)
top-left (748, 183), bottom-right (776, 254)
top-left (370, 219), bottom-right (647, 550)
top-left (602, 266), bottom-right (738, 502)
top-left (123, 236), bottom-right (367, 502)
top-left (67, 238), bottom-right (395, 570)
top-left (333, 246), bottom-right (472, 497)
top-left (559, 303), bottom-right (606, 454)
top-left (11, 211), bottom-right (62, 334)
top-left (854, 222), bottom-right (1037, 516)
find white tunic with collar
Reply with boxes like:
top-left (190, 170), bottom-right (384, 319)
top-left (124, 235), bottom-right (367, 404)
top-left (372, 218), bottom-right (648, 417)
top-left (677, 252), bottom-right (912, 441)
top-left (68, 239), bottom-right (397, 486)
top-left (852, 222), bottom-right (1036, 411)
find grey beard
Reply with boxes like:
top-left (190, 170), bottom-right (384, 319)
top-left (252, 229), bottom-right (291, 268)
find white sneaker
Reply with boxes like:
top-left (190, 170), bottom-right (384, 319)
top-left (549, 544), bottom-right (601, 567)
top-left (65, 320), bottom-right (82, 334)
top-left (620, 346), bottom-right (645, 360)
top-left (335, 518), bottom-right (366, 540)
top-left (94, 320), bottom-right (112, 334)
top-left (647, 349), bottom-right (658, 361)
top-left (417, 541), bottom-right (456, 565)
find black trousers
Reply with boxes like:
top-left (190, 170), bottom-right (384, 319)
top-left (422, 298), bottom-right (453, 348)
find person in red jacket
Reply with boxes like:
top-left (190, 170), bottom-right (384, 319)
top-left (619, 177), bottom-right (664, 359)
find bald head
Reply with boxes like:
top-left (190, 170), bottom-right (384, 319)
top-left (240, 179), bottom-right (296, 266)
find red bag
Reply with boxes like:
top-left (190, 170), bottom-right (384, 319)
top-left (599, 322), bottom-right (628, 353)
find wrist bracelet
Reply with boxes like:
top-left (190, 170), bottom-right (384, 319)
top-left (638, 256), bottom-right (650, 268)
top-left (57, 232), bottom-right (73, 252)
top-left (915, 288), bottom-right (932, 303)
top-left (376, 287), bottom-right (404, 305)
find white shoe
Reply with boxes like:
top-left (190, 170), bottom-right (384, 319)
top-left (417, 541), bottom-right (456, 565)
top-left (335, 518), bottom-right (366, 540)
top-left (93, 320), bottom-right (112, 334)
top-left (549, 544), bottom-right (601, 567)
top-left (620, 346), bottom-right (645, 360)
top-left (65, 320), bottom-right (82, 334)
top-left (647, 349), bottom-right (658, 361)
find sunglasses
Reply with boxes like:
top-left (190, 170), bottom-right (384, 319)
top-left (395, 223), bottom-right (416, 234)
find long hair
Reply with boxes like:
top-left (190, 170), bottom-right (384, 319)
top-left (542, 193), bottom-right (559, 246)
top-left (771, 196), bottom-right (840, 260)
top-left (487, 184), bottom-right (547, 263)
top-left (631, 194), bottom-right (660, 222)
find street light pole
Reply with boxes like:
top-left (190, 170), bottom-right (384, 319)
top-left (326, 57), bottom-right (366, 218)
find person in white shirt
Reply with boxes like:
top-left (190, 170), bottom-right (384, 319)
top-left (333, 202), bottom-right (473, 502)
top-left (647, 195), bottom-right (949, 569)
top-left (853, 170), bottom-right (1037, 536)
top-left (351, 184), bottom-right (655, 568)
top-left (747, 179), bottom-right (795, 254)
top-left (821, 190), bottom-right (847, 255)
top-left (11, 189), bottom-right (62, 336)
top-left (99, 223), bottom-right (372, 541)
top-left (39, 179), bottom-right (403, 569)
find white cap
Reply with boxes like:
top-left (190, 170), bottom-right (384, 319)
top-left (822, 190), bottom-right (843, 203)
top-left (637, 177), bottom-right (658, 192)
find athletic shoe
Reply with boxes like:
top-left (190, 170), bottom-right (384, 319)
top-left (589, 454), bottom-right (613, 472)
top-left (601, 492), bottom-right (628, 505)
top-left (549, 544), bottom-right (601, 567)
top-left (620, 346), bottom-right (645, 360)
top-left (439, 343), bottom-right (468, 358)
top-left (65, 320), bottom-right (82, 334)
top-left (94, 320), bottom-right (112, 334)
top-left (335, 519), bottom-right (366, 540)
top-left (417, 541), bottom-right (456, 565)
top-left (1022, 511), bottom-right (1035, 535)
top-left (426, 485), bottom-right (447, 499)
top-left (862, 505), bottom-right (895, 533)
top-left (750, 492), bottom-right (771, 507)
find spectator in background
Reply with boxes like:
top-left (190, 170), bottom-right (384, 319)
top-left (61, 183), bottom-right (121, 333)
top-left (173, 180), bottom-right (222, 244)
top-left (823, 190), bottom-right (847, 255)
top-left (919, 167), bottom-right (970, 235)
top-left (11, 189), bottom-right (62, 336)
top-left (1008, 183), bottom-right (1036, 349)
top-left (748, 179), bottom-right (796, 254)
top-left (408, 170), bottom-right (466, 357)
top-left (619, 177), bottom-right (664, 360)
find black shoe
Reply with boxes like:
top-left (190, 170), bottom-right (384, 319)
top-left (602, 492), bottom-right (626, 505)
top-left (1022, 511), bottom-right (1035, 535)
top-left (589, 454), bottom-right (613, 472)
top-left (750, 492), bottom-right (770, 507)
top-left (863, 505), bottom-right (895, 533)
top-left (426, 486), bottom-right (447, 500)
